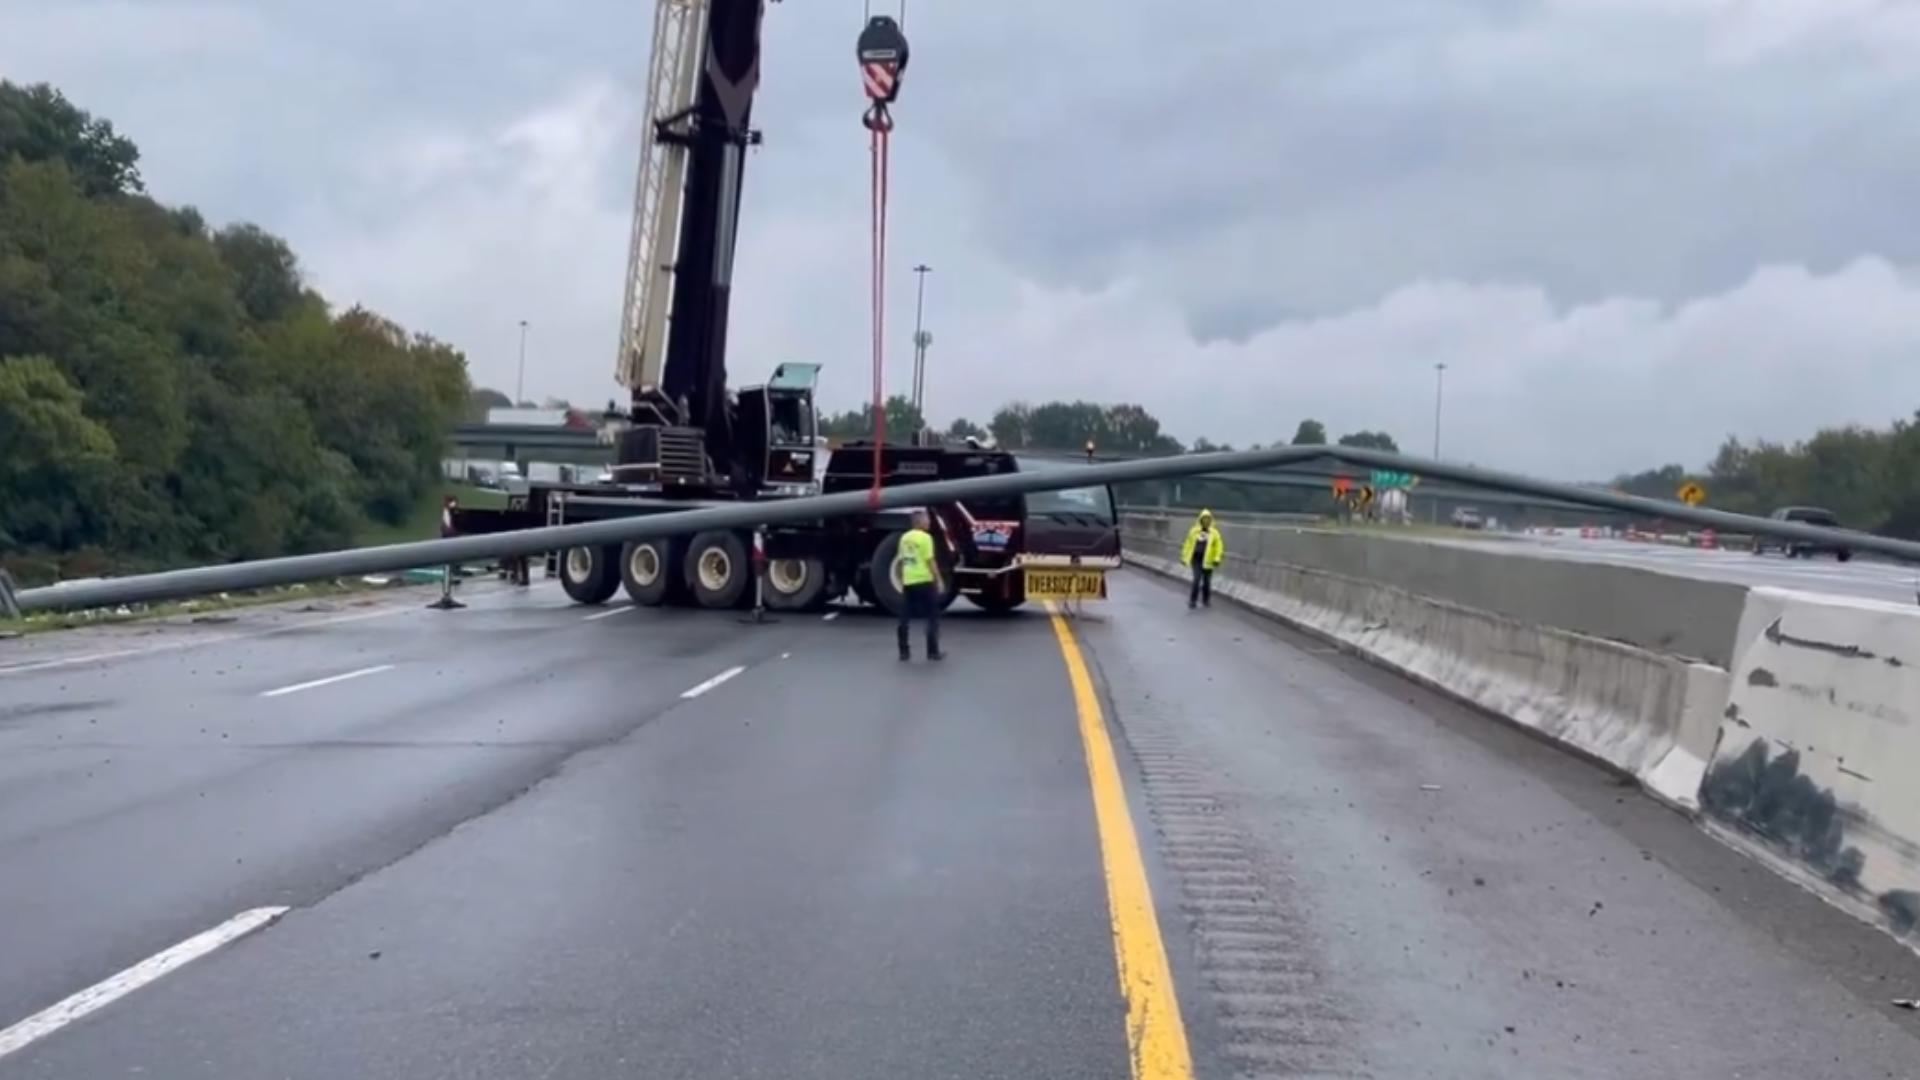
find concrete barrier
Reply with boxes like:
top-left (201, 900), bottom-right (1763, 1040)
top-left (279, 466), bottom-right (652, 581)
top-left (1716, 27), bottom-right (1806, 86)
top-left (1124, 515), bottom-right (1920, 946)
top-left (1126, 544), bottom-right (1727, 809)
top-left (1124, 513), bottom-right (1749, 666)
top-left (1700, 587), bottom-right (1920, 943)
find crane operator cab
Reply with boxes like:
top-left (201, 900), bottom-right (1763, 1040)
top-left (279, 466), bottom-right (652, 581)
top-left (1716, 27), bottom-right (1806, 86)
top-left (733, 362), bottom-right (822, 496)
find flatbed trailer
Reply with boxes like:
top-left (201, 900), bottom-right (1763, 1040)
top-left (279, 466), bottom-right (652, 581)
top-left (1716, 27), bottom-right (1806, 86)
top-left (448, 444), bottom-right (1121, 616)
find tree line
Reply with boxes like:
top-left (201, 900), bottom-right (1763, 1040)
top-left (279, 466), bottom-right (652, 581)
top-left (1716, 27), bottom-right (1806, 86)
top-left (1612, 418), bottom-right (1920, 538)
top-left (819, 397), bottom-right (1398, 458)
top-left (0, 82), bottom-right (471, 582)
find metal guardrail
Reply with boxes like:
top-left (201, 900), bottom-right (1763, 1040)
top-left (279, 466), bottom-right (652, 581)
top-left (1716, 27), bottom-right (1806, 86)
top-left (14, 445), bottom-right (1920, 615)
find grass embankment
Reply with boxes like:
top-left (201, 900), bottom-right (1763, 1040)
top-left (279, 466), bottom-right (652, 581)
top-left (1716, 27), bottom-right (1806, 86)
top-left (2, 580), bottom-right (390, 636)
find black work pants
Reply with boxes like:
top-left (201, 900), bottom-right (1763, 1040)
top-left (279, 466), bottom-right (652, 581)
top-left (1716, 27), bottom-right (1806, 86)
top-left (898, 582), bottom-right (941, 656)
top-left (1189, 563), bottom-right (1212, 607)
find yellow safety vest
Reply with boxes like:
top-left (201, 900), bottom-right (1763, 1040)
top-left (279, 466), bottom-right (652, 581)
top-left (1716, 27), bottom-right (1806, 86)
top-left (899, 528), bottom-right (936, 586)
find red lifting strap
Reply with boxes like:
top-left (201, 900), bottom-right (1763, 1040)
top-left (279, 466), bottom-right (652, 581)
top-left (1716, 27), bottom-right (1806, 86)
top-left (867, 122), bottom-right (891, 506)
top-left (858, 14), bottom-right (907, 506)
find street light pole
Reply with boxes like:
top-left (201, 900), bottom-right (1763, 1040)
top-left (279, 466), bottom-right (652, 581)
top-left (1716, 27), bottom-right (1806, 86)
top-left (515, 320), bottom-right (530, 405)
top-left (1431, 361), bottom-right (1447, 524)
top-left (910, 264), bottom-right (932, 432)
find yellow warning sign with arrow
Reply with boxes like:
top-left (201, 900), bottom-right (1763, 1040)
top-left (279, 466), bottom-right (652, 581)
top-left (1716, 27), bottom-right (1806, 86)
top-left (1678, 481), bottom-right (1706, 507)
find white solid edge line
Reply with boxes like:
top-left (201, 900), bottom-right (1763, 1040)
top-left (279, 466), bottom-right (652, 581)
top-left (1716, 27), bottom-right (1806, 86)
top-left (260, 663), bottom-right (395, 699)
top-left (581, 606), bottom-right (633, 622)
top-left (0, 906), bottom-right (290, 1061)
top-left (681, 665), bottom-right (747, 699)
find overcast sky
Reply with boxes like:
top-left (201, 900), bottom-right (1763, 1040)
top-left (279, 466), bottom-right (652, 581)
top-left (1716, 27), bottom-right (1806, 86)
top-left (8, 0), bottom-right (1920, 479)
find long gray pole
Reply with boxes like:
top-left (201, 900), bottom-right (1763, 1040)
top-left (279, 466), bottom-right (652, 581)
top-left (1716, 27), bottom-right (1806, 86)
top-left (16, 445), bottom-right (1920, 614)
top-left (1430, 362), bottom-right (1446, 524)
top-left (910, 264), bottom-right (931, 416)
top-left (515, 320), bottom-right (529, 404)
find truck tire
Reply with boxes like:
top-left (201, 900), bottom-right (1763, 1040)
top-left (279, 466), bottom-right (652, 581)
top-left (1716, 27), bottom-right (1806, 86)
top-left (764, 556), bottom-right (828, 611)
top-left (560, 544), bottom-right (620, 605)
top-left (684, 530), bottom-right (751, 609)
top-left (867, 532), bottom-right (956, 617)
top-left (621, 538), bottom-right (689, 606)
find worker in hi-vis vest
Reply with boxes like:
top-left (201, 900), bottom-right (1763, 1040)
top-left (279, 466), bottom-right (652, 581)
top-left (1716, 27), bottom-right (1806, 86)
top-left (897, 509), bottom-right (945, 661)
top-left (1181, 508), bottom-right (1225, 609)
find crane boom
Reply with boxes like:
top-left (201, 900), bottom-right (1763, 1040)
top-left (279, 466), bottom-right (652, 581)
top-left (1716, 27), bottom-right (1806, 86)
top-left (616, 0), bottom-right (708, 396)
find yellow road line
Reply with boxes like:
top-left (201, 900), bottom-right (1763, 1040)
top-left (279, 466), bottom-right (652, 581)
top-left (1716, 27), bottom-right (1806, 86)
top-left (1048, 604), bottom-right (1195, 1080)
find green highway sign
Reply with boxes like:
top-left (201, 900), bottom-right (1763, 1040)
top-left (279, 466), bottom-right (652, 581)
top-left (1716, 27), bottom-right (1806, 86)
top-left (1370, 470), bottom-right (1418, 489)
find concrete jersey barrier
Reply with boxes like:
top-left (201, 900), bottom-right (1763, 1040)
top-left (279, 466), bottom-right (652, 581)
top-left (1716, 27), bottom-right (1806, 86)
top-left (1122, 514), bottom-right (1920, 948)
top-left (1121, 519), bottom-right (1728, 810)
top-left (1701, 587), bottom-right (1920, 943)
top-left (1123, 513), bottom-right (1750, 666)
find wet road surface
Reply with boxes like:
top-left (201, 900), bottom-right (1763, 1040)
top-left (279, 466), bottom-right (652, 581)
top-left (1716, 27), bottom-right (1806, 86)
top-left (1492, 534), bottom-right (1920, 605)
top-left (2, 575), bottom-right (1917, 1078)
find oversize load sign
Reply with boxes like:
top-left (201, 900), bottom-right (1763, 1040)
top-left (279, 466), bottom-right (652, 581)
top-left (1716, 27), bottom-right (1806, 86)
top-left (1025, 568), bottom-right (1108, 601)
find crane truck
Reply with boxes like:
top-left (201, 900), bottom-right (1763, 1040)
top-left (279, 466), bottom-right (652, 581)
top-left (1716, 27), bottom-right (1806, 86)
top-left (448, 0), bottom-right (1119, 615)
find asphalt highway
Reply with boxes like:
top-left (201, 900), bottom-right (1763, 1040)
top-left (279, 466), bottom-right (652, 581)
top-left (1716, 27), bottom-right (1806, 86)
top-left (1497, 533), bottom-right (1920, 605)
top-left (2, 574), bottom-right (1918, 1078)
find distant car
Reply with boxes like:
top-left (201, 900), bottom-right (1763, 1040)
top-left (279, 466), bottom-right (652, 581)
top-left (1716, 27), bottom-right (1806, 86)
top-left (1752, 506), bottom-right (1852, 561)
top-left (1450, 507), bottom-right (1484, 530)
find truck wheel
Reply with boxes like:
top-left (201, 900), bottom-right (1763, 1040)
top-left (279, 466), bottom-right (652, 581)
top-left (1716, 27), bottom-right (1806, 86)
top-left (764, 556), bottom-right (828, 611)
top-left (621, 538), bottom-right (689, 606)
top-left (684, 530), bottom-right (751, 609)
top-left (560, 545), bottom-right (620, 605)
top-left (868, 532), bottom-right (956, 617)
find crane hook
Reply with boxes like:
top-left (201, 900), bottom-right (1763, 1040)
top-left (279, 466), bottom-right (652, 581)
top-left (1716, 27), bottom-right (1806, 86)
top-left (858, 14), bottom-right (909, 132)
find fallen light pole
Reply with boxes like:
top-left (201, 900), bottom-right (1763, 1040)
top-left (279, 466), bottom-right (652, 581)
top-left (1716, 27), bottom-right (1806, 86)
top-left (13, 446), bottom-right (1920, 616)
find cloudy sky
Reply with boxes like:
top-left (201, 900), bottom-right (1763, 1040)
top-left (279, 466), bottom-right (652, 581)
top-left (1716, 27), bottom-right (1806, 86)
top-left (7, 0), bottom-right (1920, 479)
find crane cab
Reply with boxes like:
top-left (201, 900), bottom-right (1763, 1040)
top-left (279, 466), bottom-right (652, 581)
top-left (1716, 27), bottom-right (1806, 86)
top-left (733, 362), bottom-right (821, 495)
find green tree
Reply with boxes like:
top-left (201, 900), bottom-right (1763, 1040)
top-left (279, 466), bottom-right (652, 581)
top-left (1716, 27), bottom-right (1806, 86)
top-left (987, 400), bottom-right (1182, 454)
top-left (0, 82), bottom-right (473, 569)
top-left (0, 356), bottom-right (118, 549)
top-left (822, 395), bottom-right (925, 442)
top-left (214, 223), bottom-right (305, 323)
top-left (1291, 419), bottom-right (1327, 446)
top-left (0, 81), bottom-right (143, 197)
top-left (1337, 430), bottom-right (1399, 453)
top-left (467, 386), bottom-right (514, 421)
top-left (989, 402), bottom-right (1032, 448)
top-left (945, 416), bottom-right (986, 442)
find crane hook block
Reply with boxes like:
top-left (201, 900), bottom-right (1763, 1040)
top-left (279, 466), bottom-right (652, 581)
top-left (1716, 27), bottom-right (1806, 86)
top-left (858, 15), bottom-right (910, 105)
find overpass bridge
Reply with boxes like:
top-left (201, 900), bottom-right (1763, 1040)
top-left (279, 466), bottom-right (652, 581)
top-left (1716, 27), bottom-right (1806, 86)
top-left (3, 502), bottom-right (1917, 1079)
